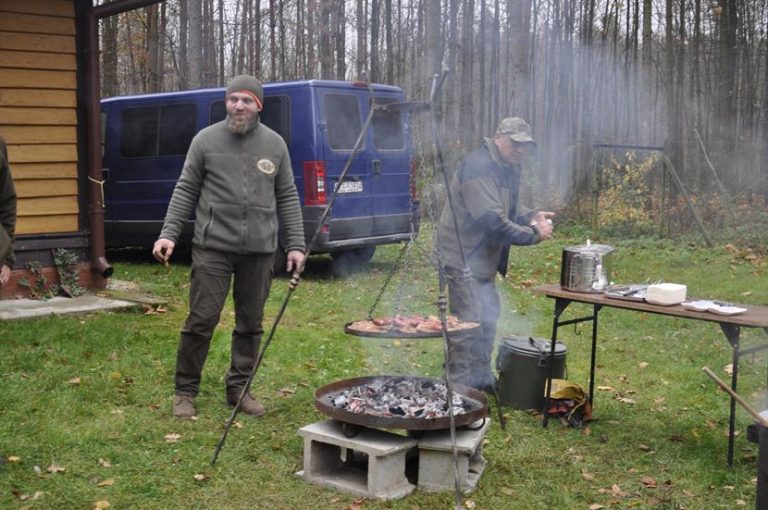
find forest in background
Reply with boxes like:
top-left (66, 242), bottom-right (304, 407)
top-left (98, 0), bottom-right (768, 238)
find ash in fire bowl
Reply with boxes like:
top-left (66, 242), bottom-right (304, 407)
top-left (324, 376), bottom-right (474, 419)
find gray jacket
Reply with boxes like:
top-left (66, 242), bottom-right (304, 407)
top-left (436, 138), bottom-right (539, 280)
top-left (159, 120), bottom-right (305, 254)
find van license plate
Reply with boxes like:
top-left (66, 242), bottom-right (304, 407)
top-left (336, 180), bottom-right (363, 193)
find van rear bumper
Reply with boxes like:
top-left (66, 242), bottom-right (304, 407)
top-left (303, 206), bottom-right (420, 253)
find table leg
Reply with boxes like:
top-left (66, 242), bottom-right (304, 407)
top-left (543, 298), bottom-right (570, 428)
top-left (588, 304), bottom-right (602, 406)
top-left (720, 323), bottom-right (741, 468)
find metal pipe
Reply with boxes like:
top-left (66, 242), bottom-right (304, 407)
top-left (83, 0), bottom-right (164, 278)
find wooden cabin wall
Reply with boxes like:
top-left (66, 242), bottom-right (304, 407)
top-left (0, 0), bottom-right (80, 239)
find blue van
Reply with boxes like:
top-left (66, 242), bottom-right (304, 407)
top-left (100, 80), bottom-right (419, 264)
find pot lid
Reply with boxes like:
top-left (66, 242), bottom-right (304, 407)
top-left (563, 239), bottom-right (614, 255)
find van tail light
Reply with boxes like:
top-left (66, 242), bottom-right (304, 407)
top-left (409, 157), bottom-right (418, 201)
top-left (303, 161), bottom-right (327, 205)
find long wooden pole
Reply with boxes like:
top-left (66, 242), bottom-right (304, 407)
top-left (702, 366), bottom-right (768, 427)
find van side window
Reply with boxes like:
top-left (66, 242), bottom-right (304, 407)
top-left (120, 104), bottom-right (196, 158)
top-left (159, 104), bottom-right (197, 156)
top-left (372, 98), bottom-right (405, 150)
top-left (210, 96), bottom-right (291, 145)
top-left (121, 107), bottom-right (158, 158)
top-left (324, 94), bottom-right (361, 150)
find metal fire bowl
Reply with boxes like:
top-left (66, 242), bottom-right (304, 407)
top-left (314, 375), bottom-right (489, 431)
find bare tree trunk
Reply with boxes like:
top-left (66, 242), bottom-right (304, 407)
top-left (279, 0), bottom-right (287, 79)
top-left (334, 0), bottom-right (346, 80)
top-left (305, 0), bottom-right (316, 76)
top-left (101, 11), bottom-right (119, 97)
top-left (370, 0), bottom-right (380, 82)
top-left (477, 1), bottom-right (486, 135)
top-left (459, 0), bottom-right (474, 146)
top-left (218, 0), bottom-right (225, 84)
top-left (252, 0), bottom-right (261, 77)
top-left (188, 0), bottom-right (203, 88)
top-left (179, 0), bottom-right (189, 89)
top-left (356, 0), bottom-right (367, 79)
top-left (508, 0), bottom-right (532, 118)
top-left (384, 0), bottom-right (393, 83)
top-left (269, 0), bottom-right (277, 80)
top-left (146, 5), bottom-right (161, 92)
top-left (319, 2), bottom-right (333, 78)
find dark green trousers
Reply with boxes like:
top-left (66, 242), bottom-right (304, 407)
top-left (175, 247), bottom-right (274, 396)
top-left (445, 269), bottom-right (500, 391)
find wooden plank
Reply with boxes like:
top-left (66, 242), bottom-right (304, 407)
top-left (16, 214), bottom-right (79, 235)
top-left (1, 0), bottom-right (74, 18)
top-left (0, 50), bottom-right (76, 71)
top-left (0, 107), bottom-right (76, 125)
top-left (0, 126), bottom-right (77, 144)
top-left (15, 179), bottom-right (78, 198)
top-left (0, 69), bottom-right (76, 89)
top-left (8, 162), bottom-right (78, 180)
top-left (0, 12), bottom-right (75, 36)
top-left (0, 31), bottom-right (75, 54)
top-left (7, 144), bottom-right (77, 163)
top-left (18, 195), bottom-right (79, 216)
top-left (0, 89), bottom-right (76, 108)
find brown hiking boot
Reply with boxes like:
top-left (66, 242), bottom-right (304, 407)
top-left (173, 394), bottom-right (196, 419)
top-left (227, 389), bottom-right (266, 417)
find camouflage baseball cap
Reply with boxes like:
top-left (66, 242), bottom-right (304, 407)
top-left (496, 117), bottom-right (535, 144)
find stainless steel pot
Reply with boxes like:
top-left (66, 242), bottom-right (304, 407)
top-left (560, 241), bottom-right (614, 292)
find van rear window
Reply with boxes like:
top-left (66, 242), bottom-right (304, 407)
top-left (120, 103), bottom-right (196, 158)
top-left (324, 94), bottom-right (361, 150)
top-left (210, 96), bottom-right (290, 145)
top-left (372, 98), bottom-right (405, 150)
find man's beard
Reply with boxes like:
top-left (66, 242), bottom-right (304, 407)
top-left (226, 113), bottom-right (258, 134)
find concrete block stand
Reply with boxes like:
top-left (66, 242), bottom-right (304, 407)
top-left (296, 420), bottom-right (418, 500)
top-left (416, 419), bottom-right (489, 493)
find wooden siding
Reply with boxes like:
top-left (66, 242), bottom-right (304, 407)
top-left (0, 1), bottom-right (79, 236)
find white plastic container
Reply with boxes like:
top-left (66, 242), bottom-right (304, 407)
top-left (645, 283), bottom-right (687, 306)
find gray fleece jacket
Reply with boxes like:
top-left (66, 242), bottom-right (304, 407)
top-left (159, 120), bottom-right (305, 255)
top-left (436, 138), bottom-right (540, 280)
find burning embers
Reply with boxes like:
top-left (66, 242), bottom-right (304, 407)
top-left (325, 376), bottom-right (470, 419)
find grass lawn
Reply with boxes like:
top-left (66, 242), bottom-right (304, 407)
top-left (1, 228), bottom-right (766, 509)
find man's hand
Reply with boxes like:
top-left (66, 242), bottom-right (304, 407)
top-left (0, 264), bottom-right (10, 287)
top-left (532, 210), bottom-right (555, 240)
top-left (533, 210), bottom-right (555, 224)
top-left (152, 238), bottom-right (176, 264)
top-left (285, 250), bottom-right (306, 274)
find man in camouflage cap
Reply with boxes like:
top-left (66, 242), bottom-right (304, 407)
top-left (435, 117), bottom-right (554, 392)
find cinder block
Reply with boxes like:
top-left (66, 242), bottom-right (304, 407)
top-left (296, 420), bottom-right (418, 500)
top-left (416, 419), bottom-right (489, 493)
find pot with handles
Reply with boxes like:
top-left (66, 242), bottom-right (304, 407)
top-left (560, 241), bottom-right (614, 292)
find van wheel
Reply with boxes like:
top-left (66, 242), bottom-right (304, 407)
top-left (331, 246), bottom-right (376, 276)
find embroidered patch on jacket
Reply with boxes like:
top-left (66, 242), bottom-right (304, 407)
top-left (256, 159), bottom-right (276, 175)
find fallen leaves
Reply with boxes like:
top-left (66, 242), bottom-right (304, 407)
top-left (193, 473), bottom-right (208, 482)
top-left (93, 501), bottom-right (111, 510)
top-left (46, 463), bottom-right (66, 473)
top-left (97, 479), bottom-right (115, 487)
top-left (68, 376), bottom-right (82, 385)
top-left (164, 433), bottom-right (181, 443)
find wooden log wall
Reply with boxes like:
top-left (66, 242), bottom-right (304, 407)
top-left (0, 0), bottom-right (80, 237)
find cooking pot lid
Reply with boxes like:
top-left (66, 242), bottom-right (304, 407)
top-left (499, 335), bottom-right (567, 356)
top-left (563, 243), bottom-right (614, 255)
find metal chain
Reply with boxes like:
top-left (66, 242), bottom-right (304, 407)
top-left (365, 240), bottom-right (409, 320)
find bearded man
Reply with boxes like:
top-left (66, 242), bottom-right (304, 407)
top-left (153, 75), bottom-right (306, 419)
